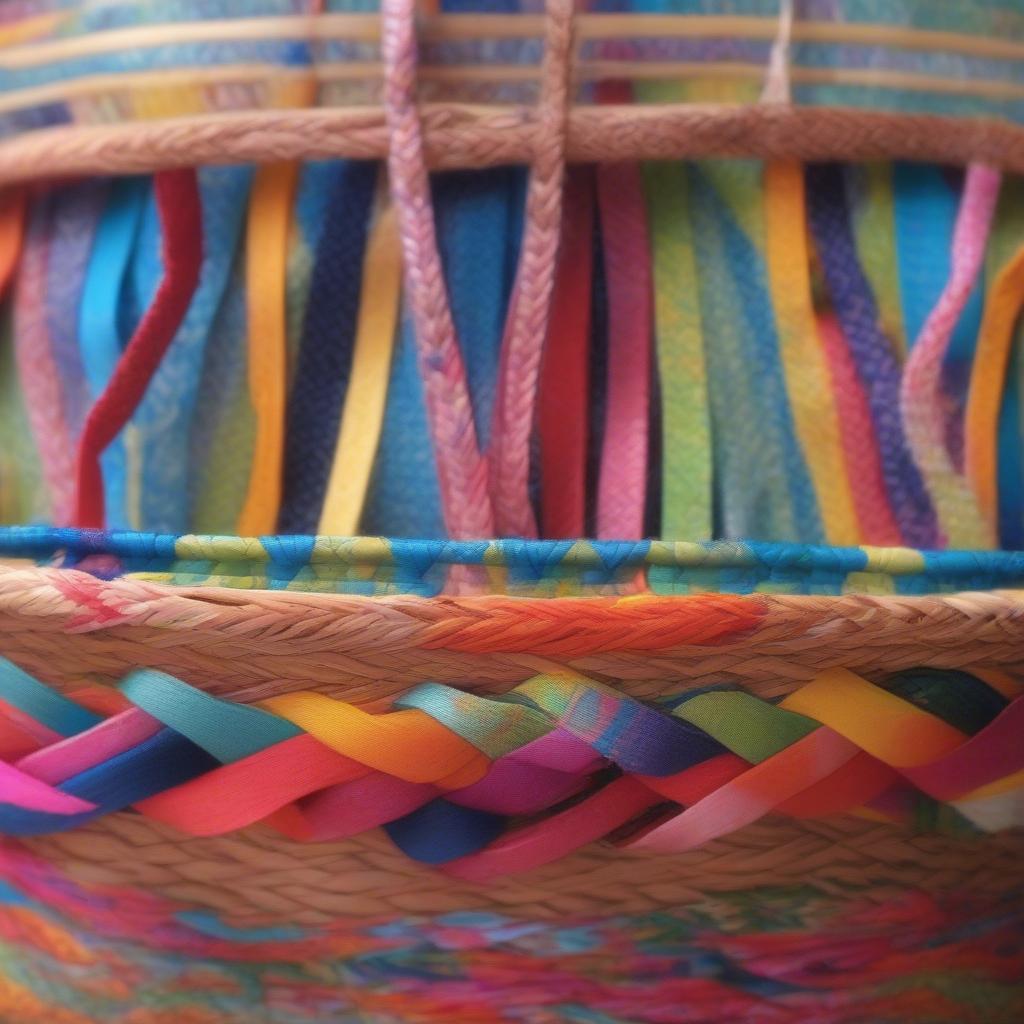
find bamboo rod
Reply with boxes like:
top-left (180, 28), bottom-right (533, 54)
top-left (0, 12), bottom-right (1022, 72)
top-left (0, 53), bottom-right (1021, 120)
top-left (1, 103), bottom-right (1021, 187)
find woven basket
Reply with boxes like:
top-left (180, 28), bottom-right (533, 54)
top-left (1, 0), bottom-right (1024, 1022)
top-left (0, 550), bottom-right (1022, 1022)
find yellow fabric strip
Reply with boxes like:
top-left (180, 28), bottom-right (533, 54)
top-left (956, 766), bottom-right (1024, 805)
top-left (964, 242), bottom-right (1024, 532)
top-left (237, 161), bottom-right (299, 536)
top-left (970, 668), bottom-right (1024, 701)
top-left (260, 691), bottom-right (488, 789)
top-left (318, 191), bottom-right (402, 536)
top-left (780, 667), bottom-right (965, 768)
top-left (764, 160), bottom-right (860, 545)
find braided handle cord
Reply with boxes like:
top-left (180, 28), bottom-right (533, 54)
top-left (383, 0), bottom-right (573, 540)
top-left (900, 164), bottom-right (1001, 550)
top-left (0, 653), bottom-right (1020, 880)
top-left (382, 0), bottom-right (494, 539)
top-left (488, 0), bottom-right (574, 538)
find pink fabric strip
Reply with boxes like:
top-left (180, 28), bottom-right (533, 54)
top-left (271, 728), bottom-right (602, 841)
top-left (902, 696), bottom-right (1024, 801)
top-left (13, 200), bottom-right (76, 524)
top-left (443, 776), bottom-right (658, 882)
top-left (817, 312), bottom-right (903, 545)
top-left (136, 734), bottom-right (364, 835)
top-left (629, 727), bottom-right (860, 854)
top-left (0, 759), bottom-right (95, 815)
top-left (17, 708), bottom-right (161, 786)
top-left (595, 82), bottom-right (653, 541)
top-left (277, 773), bottom-right (434, 842)
top-left (900, 163), bottom-right (1001, 548)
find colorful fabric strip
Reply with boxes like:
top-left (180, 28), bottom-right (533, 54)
top-left (318, 190), bottom-right (403, 536)
top-left (965, 242), bottom-right (1024, 536)
top-left (73, 170), bottom-right (203, 530)
top-left (900, 163), bottom-right (999, 549)
top-left (279, 159), bottom-right (376, 534)
top-left (807, 162), bottom-right (937, 548)
top-left (595, 143), bottom-right (652, 541)
top-left (540, 165), bottom-right (593, 540)
top-left (643, 159), bottom-right (711, 542)
top-left (134, 165), bottom-right (250, 534)
top-left (0, 655), bottom-right (1019, 880)
top-left (764, 160), bottom-right (858, 546)
top-left (237, 162), bottom-right (299, 537)
top-left (78, 177), bottom-right (148, 531)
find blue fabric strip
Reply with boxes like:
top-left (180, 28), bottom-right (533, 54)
top-left (78, 177), bottom-right (149, 531)
top-left (998, 338), bottom-right (1024, 548)
top-left (362, 168), bottom-right (523, 537)
top-left (894, 164), bottom-right (984, 364)
top-left (384, 799), bottom-right (506, 865)
top-left (0, 730), bottom-right (218, 836)
top-left (135, 165), bottom-right (251, 534)
top-left (278, 160), bottom-right (377, 533)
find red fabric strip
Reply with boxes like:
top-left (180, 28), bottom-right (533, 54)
top-left (539, 165), bottom-right (594, 539)
top-left (73, 169), bottom-right (203, 528)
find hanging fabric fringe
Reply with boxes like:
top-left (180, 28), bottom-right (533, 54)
top-left (0, 154), bottom-right (1022, 550)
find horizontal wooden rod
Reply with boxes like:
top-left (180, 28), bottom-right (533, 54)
top-left (0, 53), bottom-right (1021, 119)
top-left (1, 103), bottom-right (1021, 188)
top-left (1, 12), bottom-right (1022, 72)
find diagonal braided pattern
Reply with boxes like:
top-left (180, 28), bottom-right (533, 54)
top-left (0, 654), bottom-right (1020, 883)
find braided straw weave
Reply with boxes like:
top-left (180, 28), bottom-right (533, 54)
top-left (1, 564), bottom-right (1023, 926)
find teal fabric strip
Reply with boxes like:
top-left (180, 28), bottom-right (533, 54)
top-left (396, 683), bottom-right (550, 759)
top-left (999, 337), bottom-right (1024, 548)
top-left (894, 164), bottom-right (984, 365)
top-left (119, 669), bottom-right (299, 762)
top-left (0, 657), bottom-right (101, 737)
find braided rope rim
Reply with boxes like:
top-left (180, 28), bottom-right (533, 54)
top-left (2, 105), bottom-right (1024, 186)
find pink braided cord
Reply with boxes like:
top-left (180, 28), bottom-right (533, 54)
top-left (381, 0), bottom-right (494, 539)
top-left (900, 163), bottom-right (1000, 549)
top-left (488, 0), bottom-right (574, 538)
top-left (382, 0), bottom-right (573, 539)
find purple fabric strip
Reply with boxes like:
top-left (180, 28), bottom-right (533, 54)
top-left (807, 163), bottom-right (938, 548)
top-left (44, 180), bottom-right (107, 440)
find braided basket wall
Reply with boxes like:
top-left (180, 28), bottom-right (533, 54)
top-left (0, 1), bottom-right (1023, 1023)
